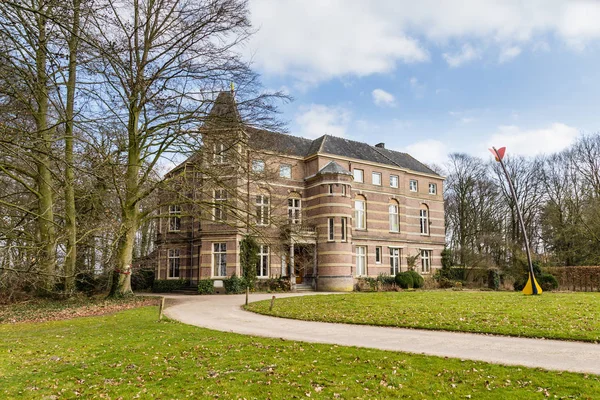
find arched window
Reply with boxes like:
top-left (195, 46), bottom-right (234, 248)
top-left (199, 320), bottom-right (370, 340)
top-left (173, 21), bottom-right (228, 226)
top-left (420, 204), bottom-right (430, 235)
top-left (354, 195), bottom-right (366, 229)
top-left (389, 200), bottom-right (399, 232)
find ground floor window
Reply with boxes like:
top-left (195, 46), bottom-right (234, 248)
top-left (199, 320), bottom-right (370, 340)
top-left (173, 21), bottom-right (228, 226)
top-left (257, 245), bottom-right (269, 277)
top-left (213, 243), bottom-right (227, 277)
top-left (356, 246), bottom-right (366, 276)
top-left (421, 250), bottom-right (431, 273)
top-left (168, 249), bottom-right (180, 278)
top-left (390, 248), bottom-right (400, 275)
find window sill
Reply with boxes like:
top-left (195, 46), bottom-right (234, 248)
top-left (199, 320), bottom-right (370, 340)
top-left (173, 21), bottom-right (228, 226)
top-left (167, 276), bottom-right (180, 280)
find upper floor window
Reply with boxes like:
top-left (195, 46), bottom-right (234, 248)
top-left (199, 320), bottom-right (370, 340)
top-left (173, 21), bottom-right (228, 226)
top-left (288, 197), bottom-right (301, 224)
top-left (355, 195), bottom-right (366, 230)
top-left (372, 172), bottom-right (382, 186)
top-left (341, 185), bottom-right (347, 196)
top-left (257, 245), bottom-right (269, 277)
top-left (353, 169), bottom-right (364, 183)
top-left (328, 184), bottom-right (334, 195)
top-left (429, 183), bottom-right (437, 195)
top-left (213, 243), bottom-right (227, 277)
top-left (390, 175), bottom-right (399, 188)
top-left (213, 143), bottom-right (226, 164)
top-left (410, 179), bottom-right (418, 192)
top-left (421, 250), bottom-right (431, 273)
top-left (168, 249), bottom-right (180, 278)
top-left (256, 194), bottom-right (270, 225)
top-left (341, 217), bottom-right (347, 242)
top-left (252, 160), bottom-right (265, 173)
top-left (168, 205), bottom-right (181, 231)
top-left (420, 204), bottom-right (429, 235)
top-left (328, 217), bottom-right (335, 241)
top-left (389, 201), bottom-right (399, 232)
top-left (280, 164), bottom-right (292, 179)
top-left (213, 190), bottom-right (227, 221)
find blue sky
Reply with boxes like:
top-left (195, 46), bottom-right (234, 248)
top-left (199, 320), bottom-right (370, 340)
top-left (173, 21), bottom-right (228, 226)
top-left (244, 0), bottom-right (600, 166)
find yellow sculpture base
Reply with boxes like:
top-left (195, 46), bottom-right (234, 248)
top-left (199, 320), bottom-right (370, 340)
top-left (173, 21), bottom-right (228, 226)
top-left (522, 275), bottom-right (543, 295)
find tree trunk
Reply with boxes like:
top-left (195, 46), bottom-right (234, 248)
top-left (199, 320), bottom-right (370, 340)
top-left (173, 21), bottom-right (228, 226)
top-left (34, 6), bottom-right (56, 292)
top-left (63, 0), bottom-right (81, 294)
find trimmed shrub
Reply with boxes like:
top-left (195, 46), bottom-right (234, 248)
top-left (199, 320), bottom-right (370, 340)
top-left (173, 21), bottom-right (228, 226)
top-left (395, 272), bottom-right (414, 289)
top-left (152, 279), bottom-right (189, 293)
top-left (487, 269), bottom-right (500, 291)
top-left (131, 269), bottom-right (155, 291)
top-left (355, 277), bottom-right (379, 292)
top-left (406, 271), bottom-right (424, 289)
top-left (197, 279), bottom-right (214, 295)
top-left (223, 274), bottom-right (247, 294)
top-left (376, 274), bottom-right (396, 285)
top-left (538, 274), bottom-right (559, 292)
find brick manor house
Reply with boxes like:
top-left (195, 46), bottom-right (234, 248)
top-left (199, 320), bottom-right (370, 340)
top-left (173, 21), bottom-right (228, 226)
top-left (154, 91), bottom-right (445, 291)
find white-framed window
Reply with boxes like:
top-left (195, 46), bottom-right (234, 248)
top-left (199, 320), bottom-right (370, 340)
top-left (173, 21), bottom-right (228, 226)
top-left (389, 202), bottom-right (399, 232)
top-left (390, 248), bottom-right (400, 275)
top-left (410, 179), bottom-right (418, 192)
top-left (213, 143), bottom-right (226, 164)
top-left (341, 185), bottom-right (347, 196)
top-left (429, 183), bottom-right (437, 195)
top-left (390, 175), bottom-right (399, 188)
top-left (372, 172), bottom-right (382, 186)
top-left (420, 205), bottom-right (429, 235)
top-left (355, 197), bottom-right (366, 229)
top-left (213, 242), bottom-right (227, 277)
top-left (328, 184), bottom-right (334, 195)
top-left (353, 169), bottom-right (364, 183)
top-left (375, 246), bottom-right (382, 264)
top-left (256, 194), bottom-right (269, 226)
top-left (252, 160), bottom-right (265, 172)
top-left (328, 217), bottom-right (335, 241)
top-left (213, 190), bottom-right (227, 221)
top-left (280, 164), bottom-right (292, 178)
top-left (168, 205), bottom-right (181, 231)
top-left (356, 246), bottom-right (366, 276)
top-left (168, 248), bottom-right (180, 278)
top-left (257, 245), bottom-right (269, 277)
top-left (288, 197), bottom-right (301, 224)
top-left (281, 254), bottom-right (288, 277)
top-left (421, 250), bottom-right (431, 273)
top-left (341, 217), bottom-right (347, 242)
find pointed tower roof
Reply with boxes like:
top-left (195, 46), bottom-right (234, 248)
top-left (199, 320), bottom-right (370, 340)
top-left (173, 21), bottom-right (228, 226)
top-left (316, 160), bottom-right (352, 176)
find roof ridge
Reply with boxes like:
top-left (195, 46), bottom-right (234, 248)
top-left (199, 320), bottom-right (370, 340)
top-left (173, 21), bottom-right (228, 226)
top-left (318, 135), bottom-right (327, 153)
top-left (371, 145), bottom-right (403, 169)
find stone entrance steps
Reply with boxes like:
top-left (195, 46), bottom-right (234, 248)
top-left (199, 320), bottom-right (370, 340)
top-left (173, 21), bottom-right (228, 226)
top-left (172, 285), bottom-right (199, 295)
top-left (294, 284), bottom-right (314, 292)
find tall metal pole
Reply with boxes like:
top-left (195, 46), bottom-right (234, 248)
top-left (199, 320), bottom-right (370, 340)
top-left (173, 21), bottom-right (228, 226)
top-left (492, 147), bottom-right (541, 295)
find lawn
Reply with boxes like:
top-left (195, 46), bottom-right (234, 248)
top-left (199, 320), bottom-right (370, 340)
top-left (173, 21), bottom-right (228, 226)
top-left (1, 307), bottom-right (599, 399)
top-left (245, 291), bottom-right (600, 342)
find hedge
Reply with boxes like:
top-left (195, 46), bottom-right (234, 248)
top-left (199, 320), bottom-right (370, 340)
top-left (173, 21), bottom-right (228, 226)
top-left (197, 279), bottom-right (214, 295)
top-left (545, 266), bottom-right (600, 292)
top-left (152, 279), bottom-right (189, 293)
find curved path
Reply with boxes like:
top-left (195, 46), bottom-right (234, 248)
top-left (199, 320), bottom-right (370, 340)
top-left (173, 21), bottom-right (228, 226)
top-left (163, 292), bottom-right (600, 375)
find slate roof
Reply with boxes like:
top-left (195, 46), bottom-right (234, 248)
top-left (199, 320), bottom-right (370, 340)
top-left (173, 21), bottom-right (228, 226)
top-left (200, 91), bottom-right (440, 177)
top-left (317, 161), bottom-right (353, 176)
top-left (248, 130), bottom-right (440, 177)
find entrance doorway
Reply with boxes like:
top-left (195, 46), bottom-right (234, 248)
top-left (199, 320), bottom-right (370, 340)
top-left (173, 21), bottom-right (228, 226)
top-left (292, 244), bottom-right (314, 284)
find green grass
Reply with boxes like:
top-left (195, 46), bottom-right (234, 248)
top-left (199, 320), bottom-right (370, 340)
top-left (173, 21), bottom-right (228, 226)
top-left (245, 291), bottom-right (600, 342)
top-left (1, 306), bottom-right (599, 399)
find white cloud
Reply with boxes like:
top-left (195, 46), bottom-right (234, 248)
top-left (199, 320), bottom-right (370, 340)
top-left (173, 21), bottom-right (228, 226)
top-left (247, 1), bottom-right (600, 82)
top-left (409, 77), bottom-right (426, 98)
top-left (295, 104), bottom-right (351, 138)
top-left (488, 123), bottom-right (579, 157)
top-left (372, 88), bottom-right (396, 107)
top-left (498, 46), bottom-right (522, 63)
top-left (443, 44), bottom-right (480, 67)
top-left (399, 139), bottom-right (449, 166)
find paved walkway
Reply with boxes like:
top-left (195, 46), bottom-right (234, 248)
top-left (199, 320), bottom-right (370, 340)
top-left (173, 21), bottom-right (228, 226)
top-left (163, 292), bottom-right (600, 375)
